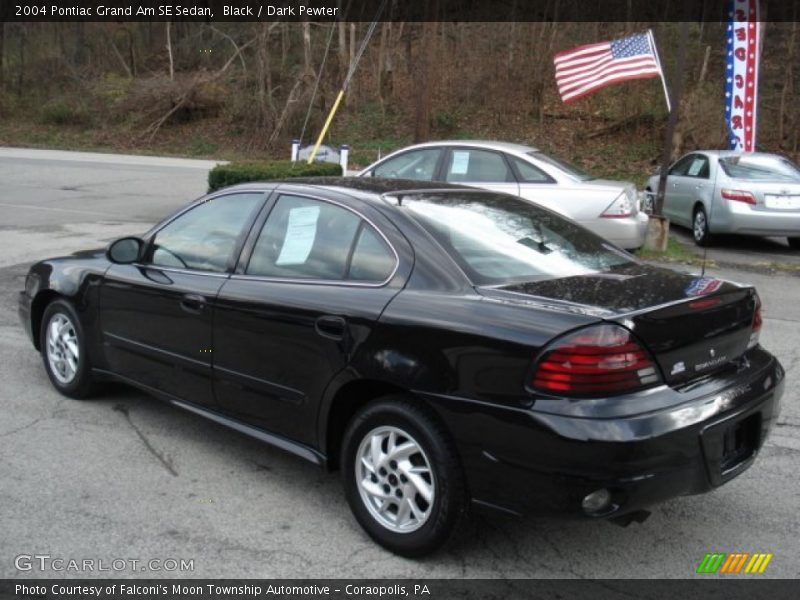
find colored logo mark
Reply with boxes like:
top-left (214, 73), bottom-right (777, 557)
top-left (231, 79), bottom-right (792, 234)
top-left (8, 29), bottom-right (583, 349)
top-left (696, 552), bottom-right (773, 574)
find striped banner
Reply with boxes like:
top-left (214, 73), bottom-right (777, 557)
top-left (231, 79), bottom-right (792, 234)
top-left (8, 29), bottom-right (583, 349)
top-left (725, 0), bottom-right (761, 152)
top-left (696, 552), bottom-right (773, 574)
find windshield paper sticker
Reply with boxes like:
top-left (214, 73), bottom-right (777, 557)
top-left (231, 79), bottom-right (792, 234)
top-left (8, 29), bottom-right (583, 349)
top-left (687, 159), bottom-right (705, 177)
top-left (451, 151), bottom-right (470, 175)
top-left (276, 206), bottom-right (320, 266)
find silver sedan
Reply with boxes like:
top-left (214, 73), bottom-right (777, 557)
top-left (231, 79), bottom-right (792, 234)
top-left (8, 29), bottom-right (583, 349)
top-left (645, 151), bottom-right (800, 247)
top-left (358, 141), bottom-right (648, 250)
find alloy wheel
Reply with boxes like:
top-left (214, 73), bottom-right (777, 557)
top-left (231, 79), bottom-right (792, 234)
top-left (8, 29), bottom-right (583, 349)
top-left (355, 425), bottom-right (435, 533)
top-left (46, 313), bottom-right (80, 384)
top-left (693, 209), bottom-right (707, 243)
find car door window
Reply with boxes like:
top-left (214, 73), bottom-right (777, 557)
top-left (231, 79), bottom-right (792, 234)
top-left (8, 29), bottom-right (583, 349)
top-left (445, 149), bottom-right (514, 183)
top-left (149, 193), bottom-right (263, 272)
top-left (509, 156), bottom-right (554, 183)
top-left (247, 195), bottom-right (395, 282)
top-left (669, 155), bottom-right (696, 176)
top-left (372, 149), bottom-right (442, 180)
top-left (685, 155), bottom-right (710, 178)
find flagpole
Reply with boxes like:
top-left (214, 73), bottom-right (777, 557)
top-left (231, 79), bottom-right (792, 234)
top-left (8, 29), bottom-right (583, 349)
top-left (648, 29), bottom-right (671, 113)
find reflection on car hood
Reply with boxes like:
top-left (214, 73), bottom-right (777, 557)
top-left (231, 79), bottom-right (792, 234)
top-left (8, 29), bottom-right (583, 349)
top-left (477, 264), bottom-right (744, 315)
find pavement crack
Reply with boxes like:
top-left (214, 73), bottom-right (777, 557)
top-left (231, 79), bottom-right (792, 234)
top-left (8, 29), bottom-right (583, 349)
top-left (0, 417), bottom-right (45, 438)
top-left (113, 404), bottom-right (178, 476)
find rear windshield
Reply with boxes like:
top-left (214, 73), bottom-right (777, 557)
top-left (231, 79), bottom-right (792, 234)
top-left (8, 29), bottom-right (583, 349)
top-left (528, 151), bottom-right (594, 181)
top-left (719, 156), bottom-right (800, 182)
top-left (395, 192), bottom-right (635, 285)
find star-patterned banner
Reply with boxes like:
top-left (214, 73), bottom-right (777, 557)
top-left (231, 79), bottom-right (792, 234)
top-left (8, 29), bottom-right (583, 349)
top-left (725, 0), bottom-right (761, 152)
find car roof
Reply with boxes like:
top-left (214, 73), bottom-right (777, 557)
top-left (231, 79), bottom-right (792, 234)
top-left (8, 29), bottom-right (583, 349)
top-left (214, 177), bottom-right (482, 208)
top-left (688, 150), bottom-right (787, 160)
top-left (385, 140), bottom-right (540, 154)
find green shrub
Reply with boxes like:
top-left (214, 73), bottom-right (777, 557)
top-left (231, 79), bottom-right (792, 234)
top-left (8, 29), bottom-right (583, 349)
top-left (208, 160), bottom-right (342, 192)
top-left (39, 100), bottom-right (92, 126)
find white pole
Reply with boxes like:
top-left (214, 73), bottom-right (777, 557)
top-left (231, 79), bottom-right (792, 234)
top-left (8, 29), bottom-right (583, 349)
top-left (339, 145), bottom-right (350, 175)
top-left (291, 139), bottom-right (300, 162)
top-left (648, 29), bottom-right (671, 114)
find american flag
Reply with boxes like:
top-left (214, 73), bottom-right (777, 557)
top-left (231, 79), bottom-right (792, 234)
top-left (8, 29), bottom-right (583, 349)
top-left (554, 32), bottom-right (662, 103)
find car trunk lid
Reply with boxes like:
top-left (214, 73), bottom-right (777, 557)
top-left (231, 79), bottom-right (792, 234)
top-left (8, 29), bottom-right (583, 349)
top-left (732, 181), bottom-right (800, 211)
top-left (478, 264), bottom-right (758, 386)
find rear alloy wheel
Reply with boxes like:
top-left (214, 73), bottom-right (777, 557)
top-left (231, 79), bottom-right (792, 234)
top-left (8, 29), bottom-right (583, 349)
top-left (40, 299), bottom-right (96, 398)
top-left (341, 396), bottom-right (466, 557)
top-left (788, 237), bottom-right (800, 250)
top-left (693, 206), bottom-right (712, 247)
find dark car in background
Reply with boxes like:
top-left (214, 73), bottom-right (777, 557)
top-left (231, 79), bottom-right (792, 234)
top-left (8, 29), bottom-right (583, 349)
top-left (19, 178), bottom-right (783, 556)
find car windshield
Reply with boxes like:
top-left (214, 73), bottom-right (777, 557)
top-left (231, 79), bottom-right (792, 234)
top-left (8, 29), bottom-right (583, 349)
top-left (394, 192), bottom-right (635, 286)
top-left (719, 156), bottom-right (800, 182)
top-left (528, 151), bottom-right (594, 181)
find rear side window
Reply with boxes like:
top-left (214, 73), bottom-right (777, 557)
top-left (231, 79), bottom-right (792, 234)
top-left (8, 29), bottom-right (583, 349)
top-left (510, 156), bottom-right (554, 183)
top-left (348, 226), bottom-right (395, 282)
top-left (444, 149), bottom-right (515, 183)
top-left (246, 195), bottom-right (394, 283)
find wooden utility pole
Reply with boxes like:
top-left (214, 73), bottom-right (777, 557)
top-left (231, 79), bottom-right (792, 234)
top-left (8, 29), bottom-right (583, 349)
top-left (654, 22), bottom-right (689, 216)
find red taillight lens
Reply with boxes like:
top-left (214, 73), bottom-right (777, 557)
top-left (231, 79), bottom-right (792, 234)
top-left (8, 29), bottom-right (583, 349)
top-left (721, 189), bottom-right (756, 205)
top-left (748, 294), bottom-right (762, 349)
top-left (532, 324), bottom-right (661, 397)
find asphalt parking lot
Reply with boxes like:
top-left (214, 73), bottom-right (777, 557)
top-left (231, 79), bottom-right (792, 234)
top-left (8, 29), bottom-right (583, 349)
top-left (1, 148), bottom-right (798, 579)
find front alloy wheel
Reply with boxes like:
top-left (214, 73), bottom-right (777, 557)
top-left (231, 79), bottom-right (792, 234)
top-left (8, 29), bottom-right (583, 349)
top-left (40, 299), bottom-right (96, 398)
top-left (46, 313), bottom-right (79, 384)
top-left (341, 396), bottom-right (466, 557)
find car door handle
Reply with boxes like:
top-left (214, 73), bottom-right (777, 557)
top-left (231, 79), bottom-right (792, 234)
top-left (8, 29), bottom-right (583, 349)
top-left (315, 315), bottom-right (346, 340)
top-left (180, 293), bottom-right (206, 314)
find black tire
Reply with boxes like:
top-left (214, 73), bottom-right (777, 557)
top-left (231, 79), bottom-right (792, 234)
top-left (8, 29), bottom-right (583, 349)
top-left (340, 395), bottom-right (467, 557)
top-left (39, 298), bottom-right (97, 399)
top-left (788, 237), bottom-right (800, 250)
top-left (692, 205), bottom-right (713, 247)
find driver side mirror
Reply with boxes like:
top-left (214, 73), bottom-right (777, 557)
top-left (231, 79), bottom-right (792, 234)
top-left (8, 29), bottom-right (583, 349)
top-left (107, 237), bottom-right (144, 264)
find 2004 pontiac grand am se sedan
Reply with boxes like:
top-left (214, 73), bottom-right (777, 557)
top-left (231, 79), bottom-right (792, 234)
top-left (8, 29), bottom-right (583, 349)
top-left (19, 178), bottom-right (783, 557)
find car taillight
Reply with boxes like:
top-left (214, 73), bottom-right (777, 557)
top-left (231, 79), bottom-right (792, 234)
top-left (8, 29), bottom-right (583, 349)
top-left (748, 294), bottom-right (762, 349)
top-left (531, 324), bottom-right (661, 397)
top-left (721, 189), bottom-right (756, 205)
top-left (601, 192), bottom-right (635, 218)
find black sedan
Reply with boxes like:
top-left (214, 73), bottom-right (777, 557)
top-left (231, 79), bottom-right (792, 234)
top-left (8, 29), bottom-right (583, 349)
top-left (19, 178), bottom-right (783, 557)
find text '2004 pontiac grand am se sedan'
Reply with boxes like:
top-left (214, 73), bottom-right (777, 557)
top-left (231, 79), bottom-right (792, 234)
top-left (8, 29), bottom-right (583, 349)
top-left (19, 178), bottom-right (783, 556)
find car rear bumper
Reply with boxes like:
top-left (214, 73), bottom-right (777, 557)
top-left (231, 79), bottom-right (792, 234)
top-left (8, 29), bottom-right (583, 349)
top-left (583, 212), bottom-right (649, 250)
top-left (712, 201), bottom-right (800, 237)
top-left (421, 346), bottom-right (784, 518)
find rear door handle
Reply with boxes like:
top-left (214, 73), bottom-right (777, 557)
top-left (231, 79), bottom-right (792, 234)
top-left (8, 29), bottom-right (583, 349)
top-left (180, 293), bottom-right (206, 314)
top-left (315, 315), bottom-right (346, 340)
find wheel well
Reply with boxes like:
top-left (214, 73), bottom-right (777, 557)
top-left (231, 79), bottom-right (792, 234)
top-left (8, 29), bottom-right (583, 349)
top-left (30, 290), bottom-right (62, 351)
top-left (324, 379), bottom-right (408, 471)
top-left (693, 201), bottom-right (706, 216)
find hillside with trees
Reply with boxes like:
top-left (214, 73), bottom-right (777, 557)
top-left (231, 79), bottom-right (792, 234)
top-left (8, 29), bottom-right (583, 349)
top-left (0, 19), bottom-right (797, 184)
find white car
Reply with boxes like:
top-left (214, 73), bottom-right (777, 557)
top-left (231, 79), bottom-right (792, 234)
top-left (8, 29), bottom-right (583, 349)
top-left (358, 141), bottom-right (648, 249)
